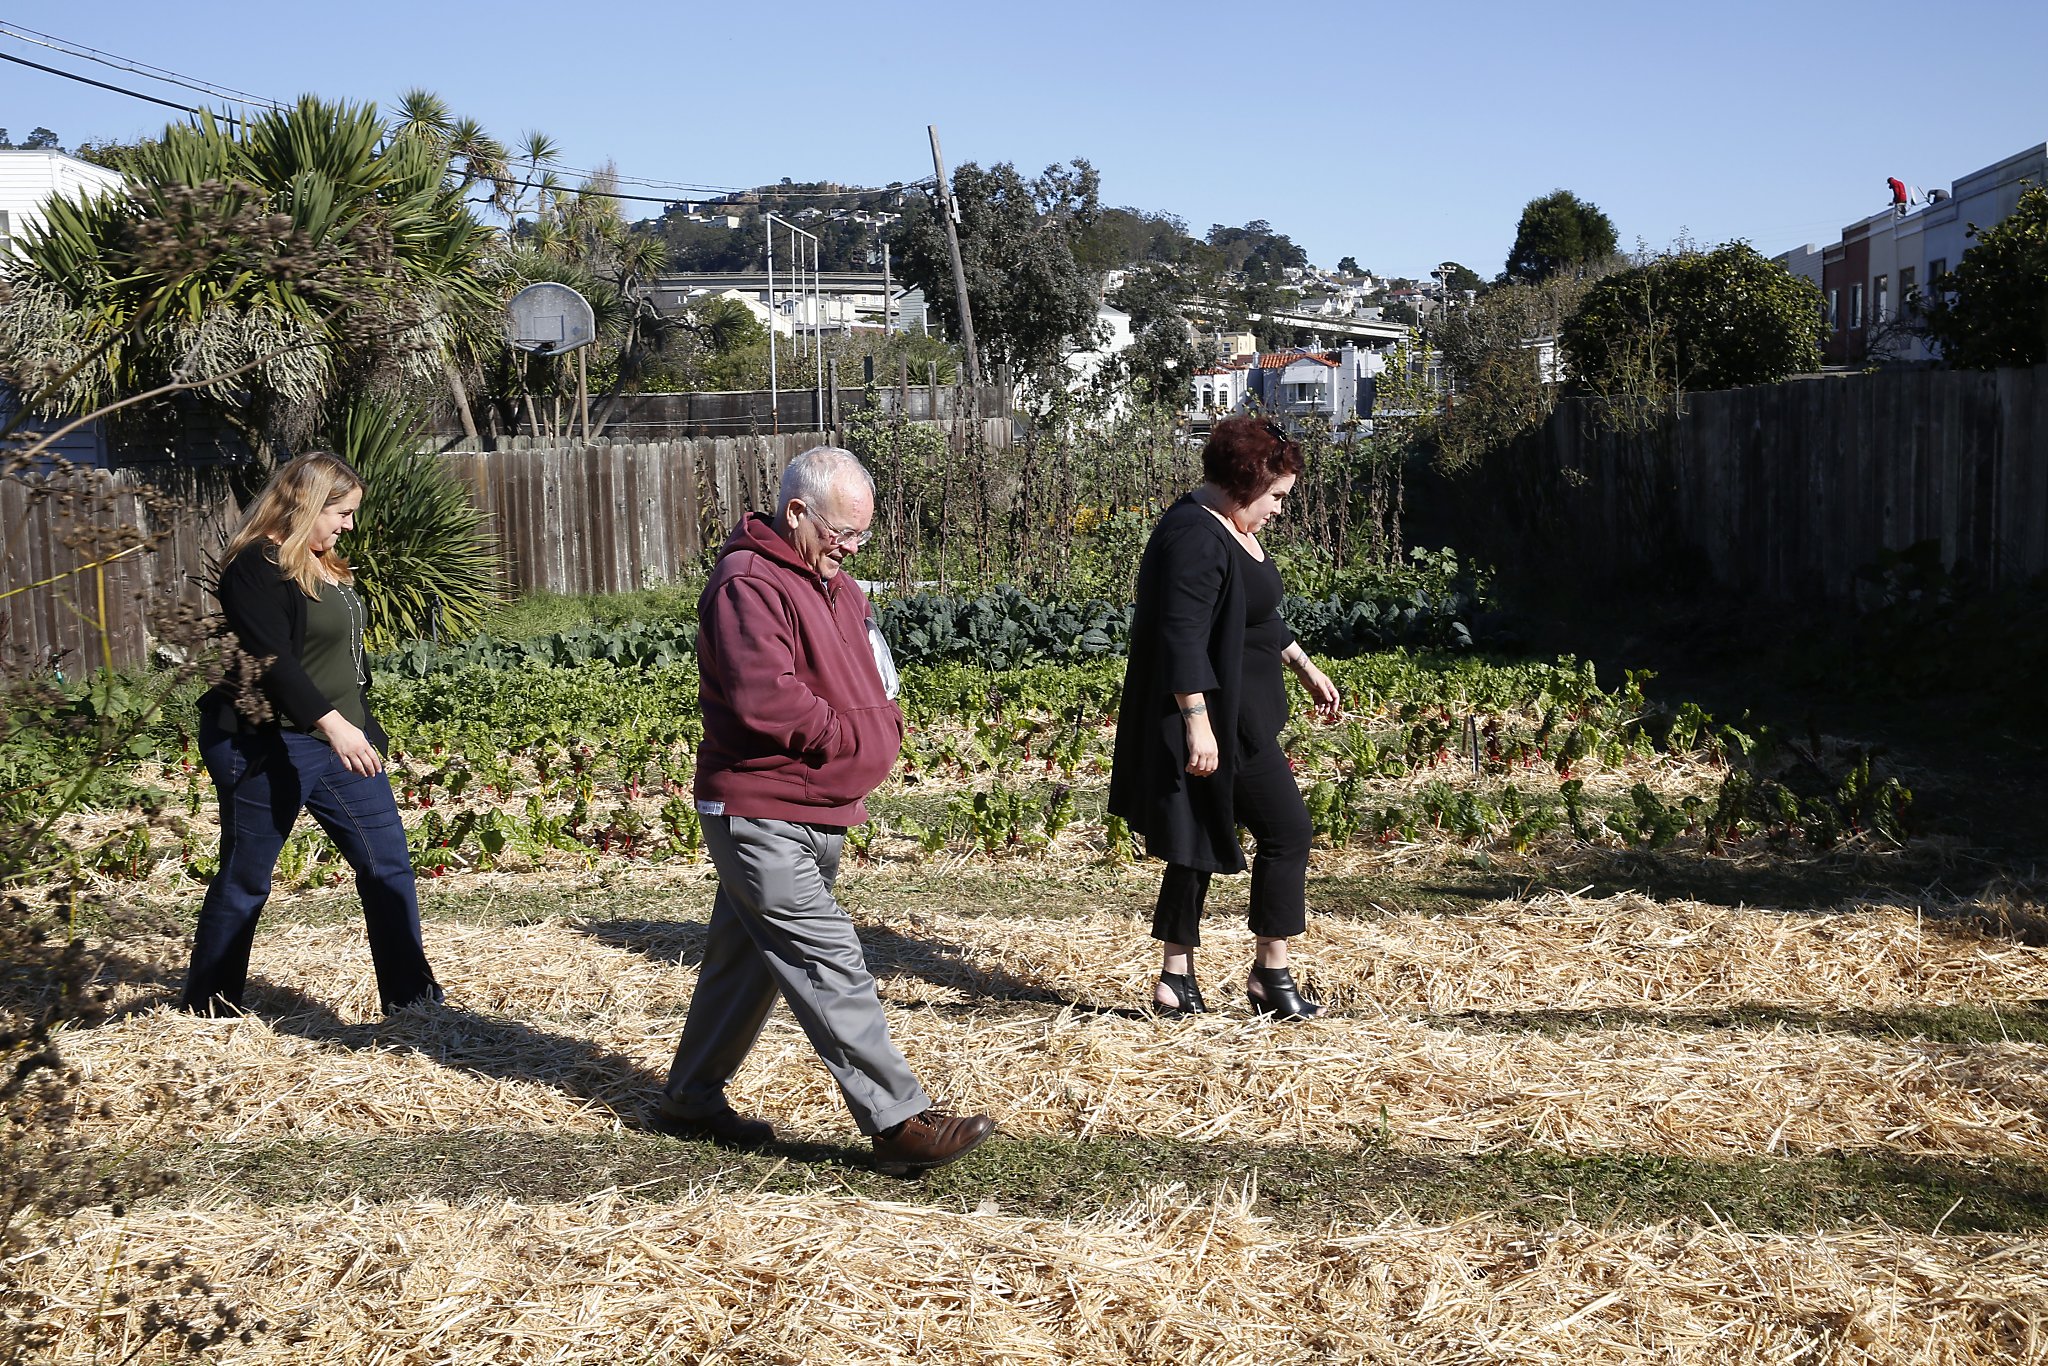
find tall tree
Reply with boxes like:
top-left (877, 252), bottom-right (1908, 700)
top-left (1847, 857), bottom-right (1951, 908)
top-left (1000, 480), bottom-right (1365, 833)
top-left (1504, 189), bottom-right (1619, 283)
top-left (1560, 242), bottom-right (1823, 405)
top-left (898, 159), bottom-right (1105, 379)
top-left (1924, 184), bottom-right (2048, 370)
top-left (1109, 266), bottom-right (1198, 400)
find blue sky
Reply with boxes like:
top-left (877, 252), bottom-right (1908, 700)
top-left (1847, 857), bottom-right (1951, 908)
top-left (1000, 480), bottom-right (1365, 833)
top-left (5, 1), bottom-right (2044, 279)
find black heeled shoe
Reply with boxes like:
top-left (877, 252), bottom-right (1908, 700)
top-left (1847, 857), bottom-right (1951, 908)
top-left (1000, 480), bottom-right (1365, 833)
top-left (1154, 970), bottom-right (1207, 1017)
top-left (1248, 964), bottom-right (1323, 1020)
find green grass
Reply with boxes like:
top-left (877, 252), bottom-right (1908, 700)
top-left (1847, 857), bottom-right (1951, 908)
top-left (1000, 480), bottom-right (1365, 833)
top-left (156, 1130), bottom-right (2048, 1235)
top-left (482, 579), bottom-right (706, 642)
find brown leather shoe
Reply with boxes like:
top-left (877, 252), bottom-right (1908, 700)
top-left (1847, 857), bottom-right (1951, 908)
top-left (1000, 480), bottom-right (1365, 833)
top-left (648, 1102), bottom-right (775, 1150)
top-left (870, 1109), bottom-right (995, 1176)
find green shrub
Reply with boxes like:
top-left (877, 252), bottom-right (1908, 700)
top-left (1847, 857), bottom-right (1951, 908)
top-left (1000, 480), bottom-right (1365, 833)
top-left (332, 398), bottom-right (500, 649)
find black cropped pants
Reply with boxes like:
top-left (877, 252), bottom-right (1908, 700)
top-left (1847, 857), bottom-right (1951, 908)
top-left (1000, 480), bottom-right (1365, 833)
top-left (1150, 742), bottom-right (1312, 947)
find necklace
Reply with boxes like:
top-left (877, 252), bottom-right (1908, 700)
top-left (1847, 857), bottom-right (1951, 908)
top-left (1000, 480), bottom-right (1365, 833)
top-left (332, 578), bottom-right (368, 686)
top-left (1193, 488), bottom-right (1260, 554)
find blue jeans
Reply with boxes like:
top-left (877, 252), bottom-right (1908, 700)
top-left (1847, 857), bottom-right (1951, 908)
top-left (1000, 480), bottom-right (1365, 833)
top-left (182, 720), bottom-right (439, 1015)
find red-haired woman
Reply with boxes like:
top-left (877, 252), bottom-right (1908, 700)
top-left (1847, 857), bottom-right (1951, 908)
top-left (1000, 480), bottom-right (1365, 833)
top-left (1109, 415), bottom-right (1341, 1019)
top-left (182, 453), bottom-right (442, 1016)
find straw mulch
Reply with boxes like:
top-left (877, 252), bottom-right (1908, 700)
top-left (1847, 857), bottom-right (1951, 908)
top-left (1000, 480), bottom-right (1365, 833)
top-left (69, 919), bottom-right (2048, 1159)
top-left (843, 890), bottom-right (2048, 1016)
top-left (23, 1192), bottom-right (2048, 1365)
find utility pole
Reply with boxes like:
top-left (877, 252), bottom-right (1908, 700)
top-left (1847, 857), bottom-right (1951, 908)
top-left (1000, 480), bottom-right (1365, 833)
top-left (882, 242), bottom-right (893, 335)
top-left (766, 214), bottom-right (779, 434)
top-left (926, 124), bottom-right (982, 389)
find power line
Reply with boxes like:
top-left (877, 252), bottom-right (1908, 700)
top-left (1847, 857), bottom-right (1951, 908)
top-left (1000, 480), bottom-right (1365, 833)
top-left (0, 49), bottom-right (227, 121)
top-left (1, 24), bottom-right (931, 205)
top-left (0, 18), bottom-right (281, 109)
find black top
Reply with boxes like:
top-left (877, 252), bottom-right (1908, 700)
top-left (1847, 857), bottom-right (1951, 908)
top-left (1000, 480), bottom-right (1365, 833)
top-left (1108, 497), bottom-right (1298, 874)
top-left (285, 581), bottom-right (369, 732)
top-left (1235, 540), bottom-right (1290, 756)
top-left (198, 543), bottom-right (387, 749)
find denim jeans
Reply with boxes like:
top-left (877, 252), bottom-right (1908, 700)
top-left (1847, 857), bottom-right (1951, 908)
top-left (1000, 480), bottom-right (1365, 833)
top-left (181, 719), bottom-right (439, 1015)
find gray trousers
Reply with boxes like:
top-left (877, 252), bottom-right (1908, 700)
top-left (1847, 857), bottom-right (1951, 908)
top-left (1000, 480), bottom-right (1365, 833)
top-left (662, 813), bottom-right (930, 1136)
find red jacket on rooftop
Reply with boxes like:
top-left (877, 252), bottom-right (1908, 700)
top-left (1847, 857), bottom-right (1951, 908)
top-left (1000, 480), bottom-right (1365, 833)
top-left (692, 513), bottom-right (902, 826)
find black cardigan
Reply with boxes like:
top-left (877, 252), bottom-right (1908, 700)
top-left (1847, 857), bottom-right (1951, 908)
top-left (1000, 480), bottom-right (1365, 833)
top-left (198, 543), bottom-right (388, 748)
top-left (1108, 496), bottom-right (1293, 873)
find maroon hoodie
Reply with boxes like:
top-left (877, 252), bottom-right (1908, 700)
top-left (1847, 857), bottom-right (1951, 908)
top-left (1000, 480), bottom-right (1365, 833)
top-left (692, 514), bottom-right (903, 825)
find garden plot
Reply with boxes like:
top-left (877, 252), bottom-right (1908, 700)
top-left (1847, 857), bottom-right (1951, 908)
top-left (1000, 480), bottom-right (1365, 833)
top-left (20, 650), bottom-right (2042, 1362)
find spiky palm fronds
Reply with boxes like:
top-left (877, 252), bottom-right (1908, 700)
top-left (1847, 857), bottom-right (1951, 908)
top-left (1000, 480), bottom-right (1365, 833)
top-left (328, 397), bottom-right (499, 649)
top-left (0, 96), bottom-right (494, 447)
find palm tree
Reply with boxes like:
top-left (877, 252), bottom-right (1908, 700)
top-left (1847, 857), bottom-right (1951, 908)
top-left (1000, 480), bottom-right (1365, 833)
top-left (0, 96), bottom-right (495, 458)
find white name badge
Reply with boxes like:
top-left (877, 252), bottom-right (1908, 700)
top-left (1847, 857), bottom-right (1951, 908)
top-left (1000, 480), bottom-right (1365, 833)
top-left (694, 800), bottom-right (725, 816)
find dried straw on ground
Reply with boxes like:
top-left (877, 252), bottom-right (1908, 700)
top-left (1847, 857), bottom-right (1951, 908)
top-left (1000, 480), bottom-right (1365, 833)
top-left (841, 891), bottom-right (2048, 1017)
top-left (71, 917), bottom-right (2048, 1158)
top-left (24, 1193), bottom-right (2048, 1365)
top-left (106, 888), bottom-right (2048, 1023)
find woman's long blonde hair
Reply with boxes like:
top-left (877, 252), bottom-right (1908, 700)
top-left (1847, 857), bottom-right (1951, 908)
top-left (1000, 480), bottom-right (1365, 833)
top-left (221, 452), bottom-right (363, 599)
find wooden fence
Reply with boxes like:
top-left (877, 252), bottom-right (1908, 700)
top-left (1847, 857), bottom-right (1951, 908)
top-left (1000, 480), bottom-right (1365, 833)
top-left (0, 463), bottom-right (237, 675)
top-left (1, 418), bottom-right (1013, 668)
top-left (446, 420), bottom-right (1009, 595)
top-left (1459, 363), bottom-right (2048, 605)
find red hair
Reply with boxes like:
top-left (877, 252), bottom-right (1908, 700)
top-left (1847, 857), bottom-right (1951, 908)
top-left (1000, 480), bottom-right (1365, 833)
top-left (1202, 415), bottom-right (1303, 504)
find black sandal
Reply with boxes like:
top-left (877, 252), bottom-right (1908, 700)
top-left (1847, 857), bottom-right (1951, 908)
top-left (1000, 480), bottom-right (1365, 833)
top-left (1248, 964), bottom-right (1324, 1020)
top-left (1154, 970), bottom-right (1207, 1017)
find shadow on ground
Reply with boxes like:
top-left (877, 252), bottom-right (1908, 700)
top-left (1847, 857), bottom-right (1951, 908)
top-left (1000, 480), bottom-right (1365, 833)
top-left (572, 916), bottom-right (1148, 1020)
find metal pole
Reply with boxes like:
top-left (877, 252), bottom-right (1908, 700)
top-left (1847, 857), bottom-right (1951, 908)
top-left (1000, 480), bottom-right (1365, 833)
top-left (926, 124), bottom-right (982, 388)
top-left (882, 242), bottom-right (893, 335)
top-left (767, 213), bottom-right (779, 434)
top-left (814, 234), bottom-right (824, 431)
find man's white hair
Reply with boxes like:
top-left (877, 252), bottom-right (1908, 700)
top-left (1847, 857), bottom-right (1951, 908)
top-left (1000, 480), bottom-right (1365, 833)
top-left (777, 446), bottom-right (875, 520)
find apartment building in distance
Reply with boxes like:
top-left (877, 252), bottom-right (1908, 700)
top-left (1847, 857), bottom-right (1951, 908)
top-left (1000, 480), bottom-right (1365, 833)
top-left (1776, 140), bottom-right (2046, 365)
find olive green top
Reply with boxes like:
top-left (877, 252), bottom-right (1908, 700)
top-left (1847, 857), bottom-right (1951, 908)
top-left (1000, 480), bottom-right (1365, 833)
top-left (285, 579), bottom-right (368, 734)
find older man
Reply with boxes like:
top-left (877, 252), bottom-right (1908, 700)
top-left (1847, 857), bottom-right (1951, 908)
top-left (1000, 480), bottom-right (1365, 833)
top-left (653, 446), bottom-right (994, 1175)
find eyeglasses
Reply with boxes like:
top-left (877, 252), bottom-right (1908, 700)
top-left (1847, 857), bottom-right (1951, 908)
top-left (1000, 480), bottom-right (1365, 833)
top-left (1262, 420), bottom-right (1297, 450)
top-left (797, 504), bottom-right (871, 551)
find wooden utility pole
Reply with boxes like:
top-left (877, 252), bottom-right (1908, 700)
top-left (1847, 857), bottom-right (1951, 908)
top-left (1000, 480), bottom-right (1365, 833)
top-left (926, 125), bottom-right (982, 389)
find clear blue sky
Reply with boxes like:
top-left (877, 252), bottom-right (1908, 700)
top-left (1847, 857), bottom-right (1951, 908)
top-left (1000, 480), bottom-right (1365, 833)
top-left (6, 1), bottom-right (2045, 279)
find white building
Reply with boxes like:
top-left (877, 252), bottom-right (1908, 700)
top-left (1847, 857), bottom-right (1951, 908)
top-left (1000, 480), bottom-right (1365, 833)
top-left (1065, 302), bottom-right (1134, 394)
top-left (1185, 359), bottom-right (1254, 426)
top-left (0, 149), bottom-right (125, 260)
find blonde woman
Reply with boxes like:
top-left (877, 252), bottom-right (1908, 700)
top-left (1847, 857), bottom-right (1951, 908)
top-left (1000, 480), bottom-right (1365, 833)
top-left (183, 453), bottom-right (441, 1016)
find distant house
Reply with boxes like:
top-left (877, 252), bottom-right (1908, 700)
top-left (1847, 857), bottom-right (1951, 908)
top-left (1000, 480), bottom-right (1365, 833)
top-left (1184, 358), bottom-right (1254, 427)
top-left (0, 149), bottom-right (124, 260)
top-left (1243, 345), bottom-right (1383, 429)
top-left (1207, 330), bottom-right (1258, 361)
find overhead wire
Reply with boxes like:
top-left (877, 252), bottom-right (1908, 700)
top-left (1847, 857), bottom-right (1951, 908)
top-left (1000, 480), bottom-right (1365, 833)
top-left (0, 18), bottom-right (281, 110)
top-left (0, 20), bottom-right (933, 205)
top-left (0, 50), bottom-right (227, 121)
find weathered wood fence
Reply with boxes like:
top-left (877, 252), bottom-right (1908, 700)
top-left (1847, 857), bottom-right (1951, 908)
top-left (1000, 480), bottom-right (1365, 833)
top-left (0, 463), bottom-right (237, 674)
top-left (446, 419), bottom-right (1012, 595)
top-left (2, 418), bottom-right (1013, 668)
top-left (1461, 364), bottom-right (2048, 605)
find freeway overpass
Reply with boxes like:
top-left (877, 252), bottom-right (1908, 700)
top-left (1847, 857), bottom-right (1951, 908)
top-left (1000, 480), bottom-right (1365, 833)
top-left (1189, 299), bottom-right (1412, 347)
